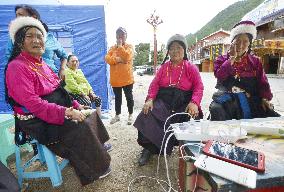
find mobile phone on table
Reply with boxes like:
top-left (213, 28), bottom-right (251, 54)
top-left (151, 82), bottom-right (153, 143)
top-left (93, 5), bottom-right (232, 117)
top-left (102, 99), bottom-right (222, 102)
top-left (203, 140), bottom-right (265, 172)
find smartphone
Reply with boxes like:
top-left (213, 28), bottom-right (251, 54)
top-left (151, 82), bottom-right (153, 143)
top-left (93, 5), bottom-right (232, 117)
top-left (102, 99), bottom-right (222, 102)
top-left (203, 140), bottom-right (265, 172)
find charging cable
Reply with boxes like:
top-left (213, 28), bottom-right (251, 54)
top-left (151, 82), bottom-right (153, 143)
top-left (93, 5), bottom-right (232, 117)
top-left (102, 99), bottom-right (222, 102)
top-left (128, 112), bottom-right (201, 192)
top-left (178, 142), bottom-right (204, 192)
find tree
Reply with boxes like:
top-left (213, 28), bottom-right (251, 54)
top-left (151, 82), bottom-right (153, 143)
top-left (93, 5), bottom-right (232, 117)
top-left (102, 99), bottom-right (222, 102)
top-left (150, 43), bottom-right (166, 66)
top-left (133, 43), bottom-right (150, 66)
top-left (133, 43), bottom-right (166, 69)
top-left (186, 0), bottom-right (264, 47)
top-left (158, 44), bottom-right (166, 64)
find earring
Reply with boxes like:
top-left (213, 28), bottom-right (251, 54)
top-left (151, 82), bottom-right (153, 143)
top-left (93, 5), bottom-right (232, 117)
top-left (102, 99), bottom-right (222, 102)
top-left (17, 43), bottom-right (23, 50)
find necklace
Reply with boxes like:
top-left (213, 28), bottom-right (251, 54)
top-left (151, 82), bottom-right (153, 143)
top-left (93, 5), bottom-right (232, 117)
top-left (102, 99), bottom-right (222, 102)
top-left (233, 54), bottom-right (248, 80)
top-left (167, 61), bottom-right (185, 87)
top-left (20, 53), bottom-right (59, 85)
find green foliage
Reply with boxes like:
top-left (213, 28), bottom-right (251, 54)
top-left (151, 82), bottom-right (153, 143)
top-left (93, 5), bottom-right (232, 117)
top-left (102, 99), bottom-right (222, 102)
top-left (133, 43), bottom-right (150, 66)
top-left (134, 43), bottom-right (166, 67)
top-left (150, 44), bottom-right (166, 66)
top-left (186, 0), bottom-right (265, 47)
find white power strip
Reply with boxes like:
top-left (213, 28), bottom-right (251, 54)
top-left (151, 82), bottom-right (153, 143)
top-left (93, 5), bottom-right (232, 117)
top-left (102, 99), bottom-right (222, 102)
top-left (194, 154), bottom-right (257, 189)
top-left (172, 121), bottom-right (247, 142)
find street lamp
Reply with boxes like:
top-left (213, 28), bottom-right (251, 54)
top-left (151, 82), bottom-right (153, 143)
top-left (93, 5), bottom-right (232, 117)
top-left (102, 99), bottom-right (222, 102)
top-left (147, 10), bottom-right (163, 74)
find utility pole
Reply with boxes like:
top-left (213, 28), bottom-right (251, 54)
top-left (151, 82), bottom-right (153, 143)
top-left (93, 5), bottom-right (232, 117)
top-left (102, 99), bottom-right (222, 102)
top-left (147, 10), bottom-right (163, 74)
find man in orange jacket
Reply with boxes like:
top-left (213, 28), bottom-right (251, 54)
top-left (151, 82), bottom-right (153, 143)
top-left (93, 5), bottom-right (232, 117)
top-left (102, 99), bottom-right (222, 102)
top-left (105, 27), bottom-right (134, 125)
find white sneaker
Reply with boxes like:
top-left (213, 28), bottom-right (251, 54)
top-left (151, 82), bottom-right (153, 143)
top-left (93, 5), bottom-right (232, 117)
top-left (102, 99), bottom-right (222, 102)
top-left (127, 115), bottom-right (133, 125)
top-left (110, 115), bottom-right (120, 124)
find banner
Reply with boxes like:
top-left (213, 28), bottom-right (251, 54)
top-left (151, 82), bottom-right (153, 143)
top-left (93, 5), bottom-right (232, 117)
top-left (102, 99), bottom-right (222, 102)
top-left (210, 44), bottom-right (223, 61)
top-left (242, 0), bottom-right (284, 26)
top-left (264, 39), bottom-right (284, 49)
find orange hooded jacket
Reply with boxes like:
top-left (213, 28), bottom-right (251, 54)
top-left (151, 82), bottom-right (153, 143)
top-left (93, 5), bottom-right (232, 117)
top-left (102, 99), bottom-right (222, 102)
top-left (105, 43), bottom-right (134, 87)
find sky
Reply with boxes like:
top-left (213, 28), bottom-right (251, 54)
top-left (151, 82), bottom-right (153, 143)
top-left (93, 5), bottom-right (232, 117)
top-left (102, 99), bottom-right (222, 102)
top-left (104, 0), bottom-right (241, 46)
top-left (61, 0), bottom-right (241, 47)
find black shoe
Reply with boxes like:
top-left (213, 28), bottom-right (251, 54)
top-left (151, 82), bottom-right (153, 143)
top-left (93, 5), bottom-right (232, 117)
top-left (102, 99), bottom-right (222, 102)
top-left (32, 143), bottom-right (38, 156)
top-left (138, 148), bottom-right (152, 166)
top-left (99, 167), bottom-right (111, 179)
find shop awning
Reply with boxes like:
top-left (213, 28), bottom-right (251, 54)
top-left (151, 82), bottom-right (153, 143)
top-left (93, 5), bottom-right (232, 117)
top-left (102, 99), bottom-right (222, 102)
top-left (264, 39), bottom-right (284, 49)
top-left (242, 0), bottom-right (284, 26)
top-left (252, 39), bottom-right (284, 56)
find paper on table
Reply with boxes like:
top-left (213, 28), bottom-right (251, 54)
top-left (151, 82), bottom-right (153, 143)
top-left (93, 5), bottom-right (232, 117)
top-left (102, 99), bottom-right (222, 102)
top-left (241, 119), bottom-right (284, 136)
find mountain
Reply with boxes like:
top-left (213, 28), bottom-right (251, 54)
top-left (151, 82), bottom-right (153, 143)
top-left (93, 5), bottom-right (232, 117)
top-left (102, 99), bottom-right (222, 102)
top-left (186, 0), bottom-right (265, 47)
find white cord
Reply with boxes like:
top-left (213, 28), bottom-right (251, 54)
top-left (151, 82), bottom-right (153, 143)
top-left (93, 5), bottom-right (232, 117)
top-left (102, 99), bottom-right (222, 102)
top-left (127, 128), bottom-right (179, 191)
top-left (163, 132), bottom-right (177, 192)
top-left (158, 113), bottom-right (199, 192)
top-left (157, 112), bottom-right (191, 176)
top-left (163, 112), bottom-right (192, 132)
top-left (178, 142), bottom-right (203, 192)
top-left (178, 143), bottom-right (204, 161)
top-left (128, 112), bottom-right (200, 192)
top-left (156, 127), bottom-right (174, 176)
top-left (127, 175), bottom-right (176, 192)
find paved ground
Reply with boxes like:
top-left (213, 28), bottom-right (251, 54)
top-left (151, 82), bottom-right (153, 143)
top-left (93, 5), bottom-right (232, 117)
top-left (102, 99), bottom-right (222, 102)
top-left (7, 72), bottom-right (284, 191)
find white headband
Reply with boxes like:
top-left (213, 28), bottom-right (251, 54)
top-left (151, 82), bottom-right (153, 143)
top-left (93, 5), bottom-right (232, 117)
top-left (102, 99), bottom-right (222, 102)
top-left (9, 16), bottom-right (46, 43)
top-left (230, 21), bottom-right (257, 42)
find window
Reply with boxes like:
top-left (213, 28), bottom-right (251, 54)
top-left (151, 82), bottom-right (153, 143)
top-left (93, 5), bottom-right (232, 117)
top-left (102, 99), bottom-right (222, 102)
top-left (47, 25), bottom-right (74, 69)
top-left (51, 31), bottom-right (74, 54)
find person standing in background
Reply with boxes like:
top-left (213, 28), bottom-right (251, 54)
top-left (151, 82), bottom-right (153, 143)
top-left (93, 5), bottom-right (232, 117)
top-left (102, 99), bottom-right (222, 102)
top-left (5, 4), bottom-right (68, 80)
top-left (105, 27), bottom-right (134, 125)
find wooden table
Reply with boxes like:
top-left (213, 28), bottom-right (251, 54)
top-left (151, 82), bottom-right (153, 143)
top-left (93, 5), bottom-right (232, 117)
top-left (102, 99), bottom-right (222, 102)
top-left (178, 135), bottom-right (284, 192)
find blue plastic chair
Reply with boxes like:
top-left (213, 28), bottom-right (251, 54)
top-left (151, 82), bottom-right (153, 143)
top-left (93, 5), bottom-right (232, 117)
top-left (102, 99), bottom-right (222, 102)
top-left (15, 139), bottom-right (69, 188)
top-left (0, 114), bottom-right (33, 167)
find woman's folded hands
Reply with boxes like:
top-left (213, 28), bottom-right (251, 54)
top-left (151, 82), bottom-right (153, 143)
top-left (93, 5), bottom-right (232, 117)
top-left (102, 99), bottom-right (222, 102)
top-left (65, 107), bottom-right (86, 122)
top-left (143, 99), bottom-right (154, 115)
top-left (261, 98), bottom-right (274, 111)
top-left (185, 102), bottom-right (199, 119)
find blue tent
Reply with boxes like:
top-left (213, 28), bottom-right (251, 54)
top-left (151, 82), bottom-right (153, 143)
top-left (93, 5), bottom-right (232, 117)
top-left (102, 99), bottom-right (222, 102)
top-left (0, 1), bottom-right (112, 113)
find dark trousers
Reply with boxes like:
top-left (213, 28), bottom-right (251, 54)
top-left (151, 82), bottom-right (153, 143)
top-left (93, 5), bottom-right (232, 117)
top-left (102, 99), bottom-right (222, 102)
top-left (69, 93), bottom-right (92, 107)
top-left (69, 93), bottom-right (102, 108)
top-left (112, 84), bottom-right (134, 115)
top-left (0, 161), bottom-right (20, 192)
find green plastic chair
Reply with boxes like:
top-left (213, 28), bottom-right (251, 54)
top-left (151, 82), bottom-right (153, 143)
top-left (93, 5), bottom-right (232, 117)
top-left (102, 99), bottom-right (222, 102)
top-left (0, 114), bottom-right (32, 166)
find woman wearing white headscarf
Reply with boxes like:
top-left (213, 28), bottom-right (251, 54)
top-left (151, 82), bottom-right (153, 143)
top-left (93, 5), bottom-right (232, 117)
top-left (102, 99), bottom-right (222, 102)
top-left (210, 21), bottom-right (280, 120)
top-left (134, 34), bottom-right (204, 166)
top-left (5, 17), bottom-right (111, 186)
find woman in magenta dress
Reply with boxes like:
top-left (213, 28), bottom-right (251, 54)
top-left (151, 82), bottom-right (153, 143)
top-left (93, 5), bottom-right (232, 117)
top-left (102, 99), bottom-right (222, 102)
top-left (134, 34), bottom-right (204, 166)
top-left (209, 21), bottom-right (280, 121)
top-left (4, 16), bottom-right (111, 186)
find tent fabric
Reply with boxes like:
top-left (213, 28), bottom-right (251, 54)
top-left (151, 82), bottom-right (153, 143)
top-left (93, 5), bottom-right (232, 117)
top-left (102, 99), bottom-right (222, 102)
top-left (0, 0), bottom-right (62, 5)
top-left (0, 3), bottom-right (112, 113)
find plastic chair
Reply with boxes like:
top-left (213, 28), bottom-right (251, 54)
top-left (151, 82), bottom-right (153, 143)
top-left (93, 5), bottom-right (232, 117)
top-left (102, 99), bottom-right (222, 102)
top-left (15, 139), bottom-right (69, 188)
top-left (0, 114), bottom-right (32, 166)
